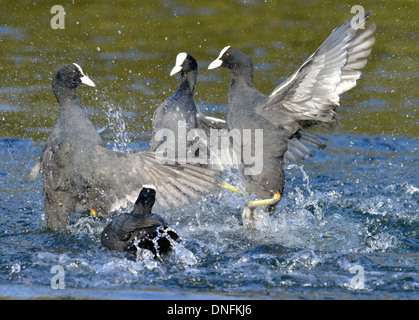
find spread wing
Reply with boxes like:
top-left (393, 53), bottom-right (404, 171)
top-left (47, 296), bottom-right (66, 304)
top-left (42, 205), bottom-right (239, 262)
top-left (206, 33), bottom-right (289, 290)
top-left (285, 130), bottom-right (327, 162)
top-left (84, 145), bottom-right (221, 213)
top-left (257, 14), bottom-right (376, 131)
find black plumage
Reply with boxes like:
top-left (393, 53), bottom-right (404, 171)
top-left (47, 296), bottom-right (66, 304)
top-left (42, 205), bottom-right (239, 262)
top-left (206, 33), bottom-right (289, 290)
top-left (28, 63), bottom-right (220, 232)
top-left (208, 15), bottom-right (376, 221)
top-left (101, 186), bottom-right (179, 257)
top-left (150, 53), bottom-right (226, 165)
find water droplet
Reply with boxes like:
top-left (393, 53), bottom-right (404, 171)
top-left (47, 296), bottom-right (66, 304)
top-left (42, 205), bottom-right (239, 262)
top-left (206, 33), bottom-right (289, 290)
top-left (11, 263), bottom-right (21, 274)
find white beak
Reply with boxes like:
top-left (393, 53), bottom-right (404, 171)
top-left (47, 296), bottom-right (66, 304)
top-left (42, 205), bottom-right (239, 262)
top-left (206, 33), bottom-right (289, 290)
top-left (208, 58), bottom-right (223, 70)
top-left (170, 65), bottom-right (183, 76)
top-left (208, 46), bottom-right (231, 70)
top-left (170, 52), bottom-right (188, 76)
top-left (80, 75), bottom-right (96, 87)
top-left (73, 62), bottom-right (96, 87)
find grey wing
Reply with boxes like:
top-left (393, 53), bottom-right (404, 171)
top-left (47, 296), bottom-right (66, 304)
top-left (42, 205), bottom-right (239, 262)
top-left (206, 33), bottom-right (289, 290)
top-left (257, 14), bottom-right (376, 131)
top-left (26, 133), bottom-right (56, 182)
top-left (89, 145), bottom-right (221, 212)
top-left (285, 130), bottom-right (327, 162)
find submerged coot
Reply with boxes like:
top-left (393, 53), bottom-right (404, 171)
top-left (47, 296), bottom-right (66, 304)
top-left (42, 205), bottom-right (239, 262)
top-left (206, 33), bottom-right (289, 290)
top-left (100, 185), bottom-right (179, 257)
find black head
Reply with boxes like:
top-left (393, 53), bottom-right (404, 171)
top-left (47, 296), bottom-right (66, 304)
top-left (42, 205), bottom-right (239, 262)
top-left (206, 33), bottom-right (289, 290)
top-left (133, 185), bottom-right (157, 214)
top-left (170, 52), bottom-right (198, 76)
top-left (53, 63), bottom-right (95, 90)
top-left (208, 46), bottom-right (254, 71)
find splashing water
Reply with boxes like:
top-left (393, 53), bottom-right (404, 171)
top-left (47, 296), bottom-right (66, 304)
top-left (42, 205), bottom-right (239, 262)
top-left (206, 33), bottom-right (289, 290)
top-left (104, 102), bottom-right (131, 152)
top-left (0, 135), bottom-right (418, 299)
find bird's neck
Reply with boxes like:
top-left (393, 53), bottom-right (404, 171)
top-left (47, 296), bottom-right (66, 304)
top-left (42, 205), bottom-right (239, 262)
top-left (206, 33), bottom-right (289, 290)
top-left (178, 70), bottom-right (197, 95)
top-left (53, 84), bottom-right (79, 105)
top-left (132, 204), bottom-right (152, 215)
top-left (53, 83), bottom-right (102, 144)
top-left (230, 67), bottom-right (254, 90)
top-left (227, 67), bottom-right (262, 122)
top-left (228, 67), bottom-right (256, 104)
top-left (54, 88), bottom-right (86, 121)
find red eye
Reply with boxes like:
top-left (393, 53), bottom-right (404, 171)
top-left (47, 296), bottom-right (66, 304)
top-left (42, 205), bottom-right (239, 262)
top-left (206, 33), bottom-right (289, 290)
top-left (185, 59), bottom-right (188, 63)
top-left (225, 53), bottom-right (230, 57)
top-left (73, 70), bottom-right (77, 74)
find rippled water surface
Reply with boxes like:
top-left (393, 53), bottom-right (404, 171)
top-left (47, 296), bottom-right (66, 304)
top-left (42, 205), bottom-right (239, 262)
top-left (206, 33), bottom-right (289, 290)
top-left (0, 0), bottom-right (418, 299)
top-left (1, 135), bottom-right (418, 299)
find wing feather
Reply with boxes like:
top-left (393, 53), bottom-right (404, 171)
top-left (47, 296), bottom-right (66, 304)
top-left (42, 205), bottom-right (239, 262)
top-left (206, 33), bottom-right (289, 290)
top-left (258, 14), bottom-right (376, 130)
top-left (83, 146), bottom-right (220, 214)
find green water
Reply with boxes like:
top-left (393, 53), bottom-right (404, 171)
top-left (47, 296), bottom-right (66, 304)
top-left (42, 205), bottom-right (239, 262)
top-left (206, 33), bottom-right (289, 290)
top-left (0, 0), bottom-right (418, 141)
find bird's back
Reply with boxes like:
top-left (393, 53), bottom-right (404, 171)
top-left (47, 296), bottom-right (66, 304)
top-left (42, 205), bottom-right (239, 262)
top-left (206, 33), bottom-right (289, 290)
top-left (101, 212), bottom-right (177, 255)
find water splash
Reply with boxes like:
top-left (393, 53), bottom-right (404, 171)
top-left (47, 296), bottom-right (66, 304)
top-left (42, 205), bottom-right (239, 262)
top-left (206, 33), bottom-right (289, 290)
top-left (287, 164), bottom-right (325, 219)
top-left (2, 135), bottom-right (418, 298)
top-left (171, 241), bottom-right (198, 267)
top-left (104, 102), bottom-right (131, 152)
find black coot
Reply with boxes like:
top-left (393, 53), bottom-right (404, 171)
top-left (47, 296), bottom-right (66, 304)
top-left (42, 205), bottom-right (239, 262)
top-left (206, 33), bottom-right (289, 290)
top-left (100, 185), bottom-right (179, 257)
top-left (208, 15), bottom-right (376, 226)
top-left (150, 53), bottom-right (226, 166)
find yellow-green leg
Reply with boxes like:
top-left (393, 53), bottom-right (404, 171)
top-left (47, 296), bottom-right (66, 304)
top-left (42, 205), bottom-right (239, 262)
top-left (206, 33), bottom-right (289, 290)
top-left (242, 193), bottom-right (281, 230)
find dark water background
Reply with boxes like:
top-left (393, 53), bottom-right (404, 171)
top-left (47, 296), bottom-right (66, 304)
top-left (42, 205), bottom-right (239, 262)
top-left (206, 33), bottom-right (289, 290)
top-left (0, 0), bottom-right (418, 299)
